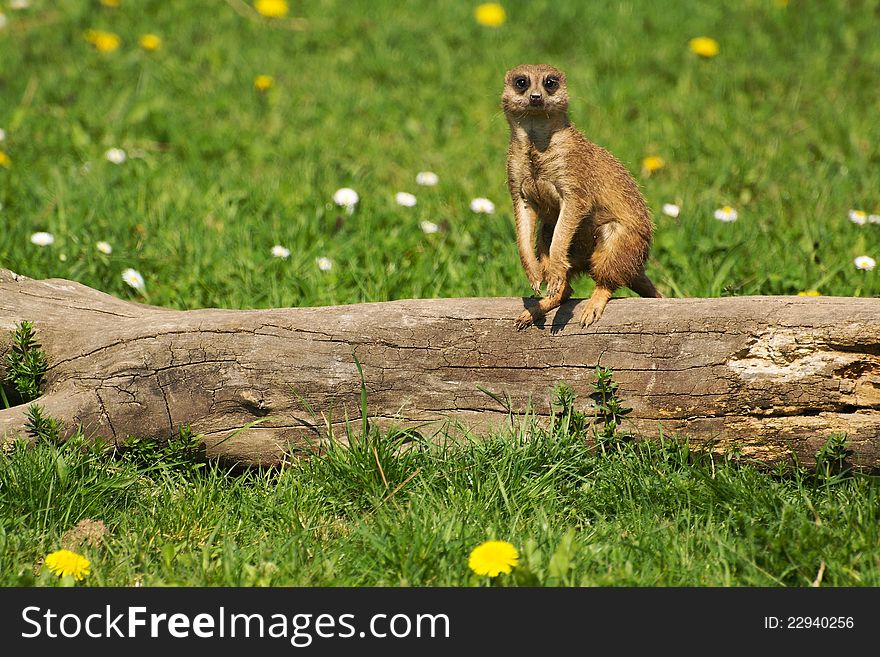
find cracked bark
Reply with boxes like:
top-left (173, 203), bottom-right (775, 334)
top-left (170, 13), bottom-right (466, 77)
top-left (1, 268), bottom-right (879, 469)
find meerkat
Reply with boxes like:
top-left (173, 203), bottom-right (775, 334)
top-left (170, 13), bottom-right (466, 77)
top-left (502, 63), bottom-right (662, 329)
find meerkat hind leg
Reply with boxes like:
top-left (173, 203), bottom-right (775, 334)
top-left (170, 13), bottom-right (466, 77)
top-left (579, 284), bottom-right (614, 327)
top-left (515, 281), bottom-right (573, 330)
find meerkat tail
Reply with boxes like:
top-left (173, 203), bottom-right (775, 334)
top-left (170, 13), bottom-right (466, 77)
top-left (629, 272), bottom-right (662, 299)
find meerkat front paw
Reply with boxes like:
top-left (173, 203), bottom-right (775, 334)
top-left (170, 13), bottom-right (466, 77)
top-left (545, 270), bottom-right (568, 298)
top-left (525, 263), bottom-right (543, 295)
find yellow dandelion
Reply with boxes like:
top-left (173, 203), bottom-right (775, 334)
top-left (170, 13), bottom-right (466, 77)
top-left (44, 549), bottom-right (91, 581)
top-left (642, 155), bottom-right (665, 175)
top-left (100, 0), bottom-right (120, 7)
top-left (254, 0), bottom-right (288, 18)
top-left (139, 34), bottom-right (161, 51)
top-left (84, 29), bottom-right (121, 53)
top-left (254, 74), bottom-right (274, 91)
top-left (0, 151), bottom-right (10, 168)
top-left (468, 540), bottom-right (519, 577)
top-left (474, 3), bottom-right (506, 27)
top-left (689, 36), bottom-right (719, 58)
top-left (797, 290), bottom-right (821, 296)
top-left (775, 0), bottom-right (790, 7)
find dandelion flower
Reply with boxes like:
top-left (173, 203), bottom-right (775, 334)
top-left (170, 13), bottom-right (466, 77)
top-left (420, 220), bottom-right (440, 234)
top-left (44, 550), bottom-right (90, 581)
top-left (641, 155), bottom-right (665, 175)
top-left (395, 191), bottom-right (417, 207)
top-left (122, 268), bottom-right (145, 291)
top-left (105, 148), bottom-right (126, 164)
top-left (254, 74), bottom-right (273, 91)
top-left (0, 151), bottom-right (10, 168)
top-left (30, 232), bottom-right (55, 246)
top-left (662, 203), bottom-right (680, 218)
top-left (797, 290), bottom-right (821, 296)
top-left (854, 256), bottom-right (876, 271)
top-left (714, 206), bottom-right (738, 223)
top-left (271, 244), bottom-right (290, 259)
top-left (468, 540), bottom-right (519, 577)
top-left (869, 214), bottom-right (880, 225)
top-left (316, 256), bottom-right (333, 271)
top-left (255, 0), bottom-right (288, 18)
top-left (333, 187), bottom-right (359, 213)
top-left (470, 197), bottom-right (495, 214)
top-left (848, 209), bottom-right (867, 225)
top-left (689, 36), bottom-right (719, 58)
top-left (100, 0), bottom-right (121, 7)
top-left (84, 29), bottom-right (121, 53)
top-left (139, 34), bottom-right (161, 51)
top-left (416, 171), bottom-right (439, 186)
top-left (474, 3), bottom-right (506, 27)
top-left (96, 241), bottom-right (113, 255)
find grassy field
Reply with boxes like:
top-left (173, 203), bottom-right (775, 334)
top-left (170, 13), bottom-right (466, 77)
top-left (1, 0), bottom-right (879, 586)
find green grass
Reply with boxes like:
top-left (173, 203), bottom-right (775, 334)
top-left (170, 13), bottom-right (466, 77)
top-left (1, 0), bottom-right (879, 586)
top-left (1, 0), bottom-right (878, 304)
top-left (2, 412), bottom-right (878, 587)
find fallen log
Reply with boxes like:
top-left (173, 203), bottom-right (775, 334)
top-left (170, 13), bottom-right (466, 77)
top-left (1, 268), bottom-right (878, 469)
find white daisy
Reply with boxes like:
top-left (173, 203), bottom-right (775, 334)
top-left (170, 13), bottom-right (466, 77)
top-left (854, 256), bottom-right (876, 271)
top-left (333, 187), bottom-right (359, 213)
top-left (848, 209), bottom-right (867, 225)
top-left (869, 214), bottom-right (880, 224)
top-left (96, 241), bottom-right (113, 255)
top-left (420, 220), bottom-right (440, 234)
top-left (30, 232), bottom-right (55, 246)
top-left (271, 244), bottom-right (290, 259)
top-left (395, 191), bottom-right (417, 207)
top-left (122, 268), bottom-right (146, 291)
top-left (470, 197), bottom-right (495, 214)
top-left (661, 203), bottom-right (680, 218)
top-left (713, 206), bottom-right (738, 222)
top-left (316, 256), bottom-right (333, 271)
top-left (105, 148), bottom-right (126, 165)
top-left (416, 171), bottom-right (439, 186)
top-left (10, 0), bottom-right (29, 9)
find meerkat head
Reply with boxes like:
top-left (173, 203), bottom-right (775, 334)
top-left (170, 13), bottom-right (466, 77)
top-left (502, 64), bottom-right (568, 116)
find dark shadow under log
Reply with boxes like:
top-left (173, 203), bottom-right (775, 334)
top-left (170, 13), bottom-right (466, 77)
top-left (1, 268), bottom-right (879, 469)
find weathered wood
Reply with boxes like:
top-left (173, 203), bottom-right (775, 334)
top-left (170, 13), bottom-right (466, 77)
top-left (1, 268), bottom-right (878, 468)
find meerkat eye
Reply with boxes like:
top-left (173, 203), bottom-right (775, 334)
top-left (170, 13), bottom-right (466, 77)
top-left (514, 76), bottom-right (529, 90)
top-left (544, 77), bottom-right (559, 91)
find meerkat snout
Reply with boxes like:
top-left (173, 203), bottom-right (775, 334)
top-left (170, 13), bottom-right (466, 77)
top-left (529, 92), bottom-right (543, 106)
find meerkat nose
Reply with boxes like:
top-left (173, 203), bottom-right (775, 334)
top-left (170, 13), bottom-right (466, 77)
top-left (529, 92), bottom-right (543, 105)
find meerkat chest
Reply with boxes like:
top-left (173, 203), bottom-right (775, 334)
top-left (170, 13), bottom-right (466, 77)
top-left (519, 145), bottom-right (564, 211)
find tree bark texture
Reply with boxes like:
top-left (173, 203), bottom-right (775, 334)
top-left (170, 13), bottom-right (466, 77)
top-left (1, 268), bottom-right (878, 468)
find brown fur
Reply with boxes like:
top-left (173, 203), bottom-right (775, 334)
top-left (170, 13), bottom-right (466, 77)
top-left (501, 63), bottom-right (661, 329)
